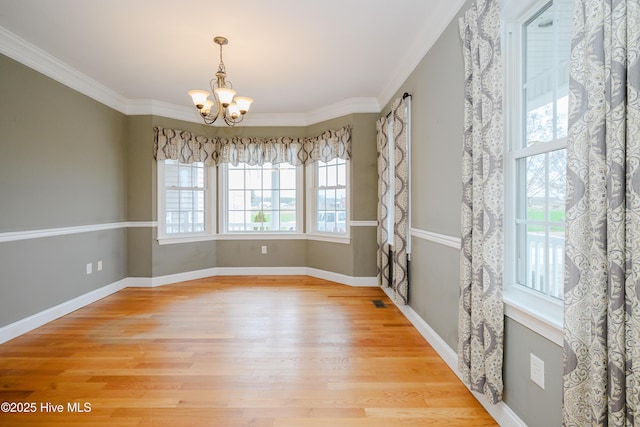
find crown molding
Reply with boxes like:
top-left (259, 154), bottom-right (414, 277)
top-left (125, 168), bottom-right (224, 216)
top-left (376, 0), bottom-right (467, 109)
top-left (304, 98), bottom-right (381, 125)
top-left (0, 25), bottom-right (382, 127)
top-left (0, 25), bottom-right (128, 114)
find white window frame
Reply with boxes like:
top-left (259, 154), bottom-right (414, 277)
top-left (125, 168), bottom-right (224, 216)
top-left (503, 0), bottom-right (570, 345)
top-left (219, 162), bottom-right (304, 237)
top-left (157, 160), bottom-right (216, 245)
top-left (306, 159), bottom-right (350, 244)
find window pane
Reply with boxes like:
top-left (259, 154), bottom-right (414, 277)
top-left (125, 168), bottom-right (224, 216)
top-left (327, 165), bottom-right (337, 187)
top-left (228, 169), bottom-right (245, 190)
top-left (317, 189), bottom-right (326, 211)
top-left (337, 162), bottom-right (346, 186)
top-left (163, 161), bottom-right (209, 235)
top-left (515, 150), bottom-right (566, 299)
top-left (280, 168), bottom-right (296, 190)
top-left (195, 191), bottom-right (205, 211)
top-left (318, 164), bottom-right (328, 187)
top-left (280, 190), bottom-right (296, 209)
top-left (178, 165), bottom-right (193, 187)
top-left (228, 211), bottom-right (245, 231)
top-left (336, 189), bottom-right (346, 210)
top-left (246, 169), bottom-right (262, 190)
top-left (225, 163), bottom-right (297, 232)
top-left (193, 211), bottom-right (205, 232)
top-left (251, 210), bottom-right (269, 231)
top-left (165, 161), bottom-right (179, 187)
top-left (524, 153), bottom-right (546, 220)
top-left (166, 190), bottom-right (179, 211)
top-left (179, 191), bottom-right (193, 210)
top-left (228, 190), bottom-right (245, 210)
top-left (280, 212), bottom-right (296, 231)
top-left (179, 212), bottom-right (191, 233)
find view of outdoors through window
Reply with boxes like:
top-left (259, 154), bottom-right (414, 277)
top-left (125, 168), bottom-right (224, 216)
top-left (515, 0), bottom-right (572, 300)
top-left (314, 158), bottom-right (347, 233)
top-left (226, 163), bottom-right (297, 232)
top-left (164, 160), bottom-right (206, 234)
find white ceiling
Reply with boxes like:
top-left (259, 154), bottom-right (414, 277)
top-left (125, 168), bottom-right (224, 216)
top-left (0, 0), bottom-right (466, 125)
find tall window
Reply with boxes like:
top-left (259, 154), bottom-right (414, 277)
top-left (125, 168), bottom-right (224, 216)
top-left (159, 160), bottom-right (212, 236)
top-left (309, 158), bottom-right (348, 235)
top-left (505, 0), bottom-right (573, 319)
top-left (222, 163), bottom-right (301, 233)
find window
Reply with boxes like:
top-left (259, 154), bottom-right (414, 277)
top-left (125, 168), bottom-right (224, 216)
top-left (221, 162), bottom-right (302, 233)
top-left (158, 160), bottom-right (214, 239)
top-left (309, 158), bottom-right (349, 235)
top-left (504, 0), bottom-right (573, 332)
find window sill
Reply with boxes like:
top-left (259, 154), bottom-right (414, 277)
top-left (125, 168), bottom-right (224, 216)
top-left (157, 232), bottom-right (352, 245)
top-left (217, 232), bottom-right (305, 240)
top-left (306, 233), bottom-right (351, 245)
top-left (503, 288), bottom-right (563, 346)
top-left (157, 233), bottom-right (217, 245)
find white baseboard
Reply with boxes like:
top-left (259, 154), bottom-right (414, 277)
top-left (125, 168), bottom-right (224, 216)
top-left (215, 266), bottom-right (308, 276)
top-left (306, 267), bottom-right (377, 287)
top-left (128, 267), bottom-right (377, 289)
top-left (0, 279), bottom-right (127, 344)
top-left (381, 287), bottom-right (526, 427)
top-left (0, 268), bottom-right (375, 344)
top-left (1, 268), bottom-right (523, 426)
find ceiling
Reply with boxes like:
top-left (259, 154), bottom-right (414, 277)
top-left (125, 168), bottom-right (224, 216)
top-left (0, 0), bottom-right (465, 125)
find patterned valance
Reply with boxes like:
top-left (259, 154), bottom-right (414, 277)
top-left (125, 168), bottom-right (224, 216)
top-left (153, 126), bottom-right (351, 166)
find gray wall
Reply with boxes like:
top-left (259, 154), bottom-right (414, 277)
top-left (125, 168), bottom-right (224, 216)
top-left (122, 114), bottom-right (380, 279)
top-left (0, 54), bottom-right (128, 326)
top-left (381, 1), bottom-right (563, 426)
top-left (1, 6), bottom-right (565, 423)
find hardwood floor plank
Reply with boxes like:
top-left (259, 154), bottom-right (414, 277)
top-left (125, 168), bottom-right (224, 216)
top-left (0, 276), bottom-right (496, 426)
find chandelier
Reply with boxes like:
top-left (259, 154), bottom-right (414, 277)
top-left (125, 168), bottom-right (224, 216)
top-left (188, 36), bottom-right (253, 126)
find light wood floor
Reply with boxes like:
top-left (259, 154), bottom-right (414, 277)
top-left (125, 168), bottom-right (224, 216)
top-left (0, 276), bottom-right (497, 426)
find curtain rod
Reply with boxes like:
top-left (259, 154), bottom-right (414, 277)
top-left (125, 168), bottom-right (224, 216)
top-left (386, 92), bottom-right (412, 118)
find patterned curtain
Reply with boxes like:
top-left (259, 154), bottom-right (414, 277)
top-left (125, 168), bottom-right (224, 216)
top-left (154, 126), bottom-right (351, 166)
top-left (563, 1), bottom-right (640, 425)
top-left (376, 116), bottom-right (391, 291)
top-left (376, 95), bottom-right (410, 305)
top-left (457, 0), bottom-right (504, 404)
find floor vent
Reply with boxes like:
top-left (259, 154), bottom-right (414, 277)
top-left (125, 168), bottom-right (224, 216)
top-left (372, 300), bottom-right (386, 308)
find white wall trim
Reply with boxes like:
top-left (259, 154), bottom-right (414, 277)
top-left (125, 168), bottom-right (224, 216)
top-left (0, 221), bottom-right (157, 243)
top-left (410, 227), bottom-right (461, 250)
top-left (0, 279), bottom-right (127, 344)
top-left (0, 222), bottom-right (376, 244)
top-left (381, 287), bottom-right (527, 427)
top-left (306, 268), bottom-right (377, 287)
top-left (0, 269), bottom-right (376, 343)
top-left (376, 0), bottom-right (468, 109)
top-left (0, 26), bottom-right (128, 115)
top-left (350, 220), bottom-right (377, 227)
top-left (130, 267), bottom-right (377, 289)
top-left (504, 297), bottom-right (563, 346)
top-left (0, 25), bottom-right (380, 127)
top-left (0, 267), bottom-right (524, 427)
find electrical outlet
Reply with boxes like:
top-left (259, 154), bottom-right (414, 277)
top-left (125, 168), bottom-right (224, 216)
top-left (530, 353), bottom-right (545, 389)
top-left (86, 263), bottom-right (92, 275)
top-left (261, 245), bottom-right (267, 254)
top-left (97, 260), bottom-right (103, 271)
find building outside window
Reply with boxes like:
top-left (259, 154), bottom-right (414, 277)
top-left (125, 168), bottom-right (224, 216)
top-left (504, 0), bottom-right (573, 331)
top-left (309, 158), bottom-right (349, 235)
top-left (222, 162), bottom-right (301, 233)
top-left (159, 160), bottom-right (211, 236)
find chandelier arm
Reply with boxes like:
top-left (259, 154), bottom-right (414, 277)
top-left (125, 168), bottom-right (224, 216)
top-left (222, 109), bottom-right (244, 127)
top-left (189, 36), bottom-right (250, 127)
